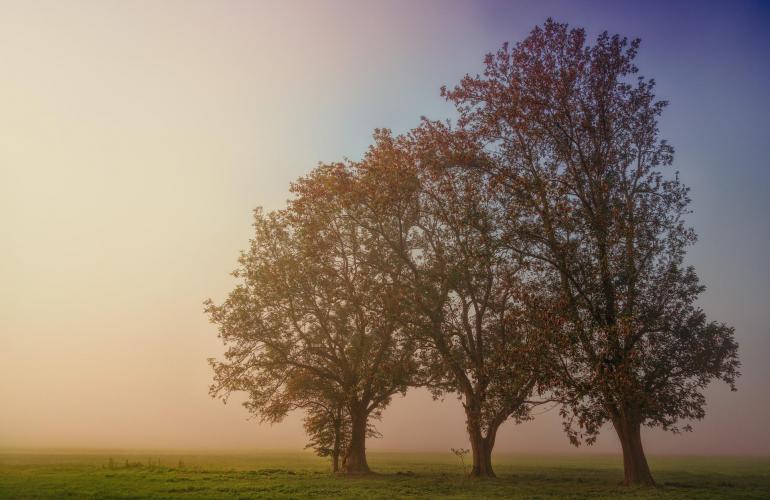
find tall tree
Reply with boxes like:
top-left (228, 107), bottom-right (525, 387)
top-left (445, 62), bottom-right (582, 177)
top-left (443, 19), bottom-right (740, 485)
top-left (206, 167), bottom-right (417, 474)
top-left (346, 127), bottom-right (546, 477)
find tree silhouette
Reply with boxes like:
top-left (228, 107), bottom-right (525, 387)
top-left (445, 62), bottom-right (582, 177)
top-left (443, 19), bottom-right (740, 485)
top-left (345, 127), bottom-right (547, 477)
top-left (206, 169), bottom-right (418, 474)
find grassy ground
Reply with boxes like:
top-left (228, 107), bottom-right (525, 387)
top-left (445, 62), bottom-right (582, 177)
top-left (0, 450), bottom-right (768, 499)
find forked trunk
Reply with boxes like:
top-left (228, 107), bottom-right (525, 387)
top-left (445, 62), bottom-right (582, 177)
top-left (469, 432), bottom-right (495, 477)
top-left (465, 404), bottom-right (497, 478)
top-left (343, 410), bottom-right (371, 474)
top-left (612, 414), bottom-right (655, 486)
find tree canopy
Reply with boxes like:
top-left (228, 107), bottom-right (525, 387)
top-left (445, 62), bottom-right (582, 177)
top-left (207, 18), bottom-right (739, 484)
top-left (206, 168), bottom-right (418, 473)
top-left (343, 126), bottom-right (548, 477)
top-left (442, 18), bottom-right (740, 485)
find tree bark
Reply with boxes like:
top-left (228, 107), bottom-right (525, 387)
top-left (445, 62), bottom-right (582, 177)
top-left (331, 421), bottom-right (341, 473)
top-left (343, 410), bottom-right (371, 474)
top-left (612, 414), bottom-right (655, 486)
top-left (465, 404), bottom-right (496, 478)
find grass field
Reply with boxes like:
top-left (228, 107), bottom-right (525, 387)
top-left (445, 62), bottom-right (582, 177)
top-left (0, 450), bottom-right (768, 499)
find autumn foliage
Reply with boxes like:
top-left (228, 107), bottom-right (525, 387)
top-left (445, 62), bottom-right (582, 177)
top-left (207, 19), bottom-right (739, 484)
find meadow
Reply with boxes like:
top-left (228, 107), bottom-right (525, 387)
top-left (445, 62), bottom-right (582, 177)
top-left (1, 450), bottom-right (768, 499)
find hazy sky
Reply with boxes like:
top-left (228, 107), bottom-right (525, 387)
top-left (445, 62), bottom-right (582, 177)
top-left (2, 0), bottom-right (769, 455)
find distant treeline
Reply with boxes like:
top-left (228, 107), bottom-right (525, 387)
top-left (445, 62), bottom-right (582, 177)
top-left (206, 19), bottom-right (739, 486)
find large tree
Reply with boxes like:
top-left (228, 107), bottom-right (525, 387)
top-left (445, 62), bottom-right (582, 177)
top-left (206, 167), bottom-right (417, 474)
top-left (345, 127), bottom-right (546, 477)
top-left (443, 19), bottom-right (740, 485)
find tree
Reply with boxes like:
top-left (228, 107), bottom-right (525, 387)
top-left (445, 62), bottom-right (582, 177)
top-left (302, 397), bottom-right (383, 473)
top-left (345, 127), bottom-right (546, 477)
top-left (302, 399), bottom-right (348, 472)
top-left (206, 166), bottom-right (418, 474)
top-left (296, 373), bottom-right (384, 472)
top-left (443, 19), bottom-right (740, 485)
top-left (287, 375), bottom-right (349, 472)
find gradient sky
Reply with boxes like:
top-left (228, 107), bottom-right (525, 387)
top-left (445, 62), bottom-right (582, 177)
top-left (1, 0), bottom-right (769, 455)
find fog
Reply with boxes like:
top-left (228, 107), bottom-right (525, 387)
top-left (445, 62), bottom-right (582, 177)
top-left (2, 0), bottom-right (768, 456)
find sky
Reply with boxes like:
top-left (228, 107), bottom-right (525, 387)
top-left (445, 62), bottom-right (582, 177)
top-left (1, 0), bottom-right (769, 456)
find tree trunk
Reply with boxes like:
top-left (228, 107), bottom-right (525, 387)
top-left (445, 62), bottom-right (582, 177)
top-left (469, 434), bottom-right (495, 478)
top-left (331, 421), bottom-right (341, 473)
top-left (331, 451), bottom-right (340, 473)
top-left (343, 410), bottom-right (371, 474)
top-left (465, 404), bottom-right (496, 478)
top-left (612, 415), bottom-right (655, 486)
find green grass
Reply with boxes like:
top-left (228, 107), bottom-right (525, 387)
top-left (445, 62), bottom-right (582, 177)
top-left (0, 450), bottom-right (768, 499)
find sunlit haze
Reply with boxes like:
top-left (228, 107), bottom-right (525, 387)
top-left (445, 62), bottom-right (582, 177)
top-left (2, 0), bottom-right (769, 456)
